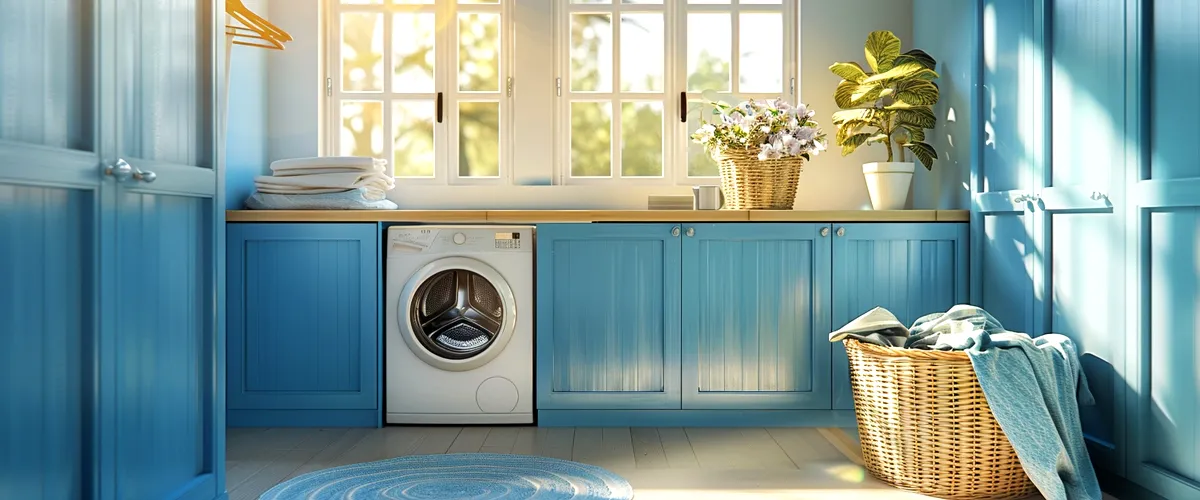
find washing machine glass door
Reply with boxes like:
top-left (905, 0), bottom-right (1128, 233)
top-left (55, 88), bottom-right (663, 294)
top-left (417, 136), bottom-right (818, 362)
top-left (400, 256), bottom-right (516, 371)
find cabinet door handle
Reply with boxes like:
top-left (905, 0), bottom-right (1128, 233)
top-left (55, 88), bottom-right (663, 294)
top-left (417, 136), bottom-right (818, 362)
top-left (686, 227), bottom-right (695, 237)
top-left (836, 227), bottom-right (846, 237)
top-left (820, 227), bottom-right (830, 237)
top-left (671, 226), bottom-right (681, 237)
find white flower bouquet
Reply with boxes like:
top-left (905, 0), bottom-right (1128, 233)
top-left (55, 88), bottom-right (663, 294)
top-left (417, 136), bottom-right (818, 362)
top-left (691, 98), bottom-right (828, 161)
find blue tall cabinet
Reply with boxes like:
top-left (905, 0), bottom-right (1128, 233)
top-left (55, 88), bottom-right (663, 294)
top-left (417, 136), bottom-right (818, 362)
top-left (977, 0), bottom-right (1200, 497)
top-left (0, 1), bottom-right (226, 499)
top-left (536, 221), bottom-right (967, 426)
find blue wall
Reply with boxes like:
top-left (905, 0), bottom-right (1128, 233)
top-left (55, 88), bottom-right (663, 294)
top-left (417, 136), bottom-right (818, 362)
top-left (224, 32), bottom-right (270, 210)
top-left (912, 0), bottom-right (976, 210)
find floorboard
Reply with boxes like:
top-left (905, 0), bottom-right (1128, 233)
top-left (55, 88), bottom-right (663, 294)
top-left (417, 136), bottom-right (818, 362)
top-left (223, 426), bottom-right (1121, 499)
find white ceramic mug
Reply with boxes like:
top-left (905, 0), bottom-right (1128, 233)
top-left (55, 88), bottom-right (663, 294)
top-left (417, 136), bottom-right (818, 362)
top-left (692, 185), bottom-right (724, 210)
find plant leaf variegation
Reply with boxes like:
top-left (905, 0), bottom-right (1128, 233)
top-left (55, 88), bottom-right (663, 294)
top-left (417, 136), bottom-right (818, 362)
top-left (829, 30), bottom-right (941, 170)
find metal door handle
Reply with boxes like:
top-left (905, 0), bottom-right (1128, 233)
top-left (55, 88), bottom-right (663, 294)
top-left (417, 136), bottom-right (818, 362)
top-left (671, 226), bottom-right (681, 237)
top-left (686, 227), bottom-right (695, 237)
top-left (104, 159), bottom-right (134, 181)
top-left (836, 227), bottom-right (846, 237)
top-left (820, 227), bottom-right (830, 237)
top-left (133, 170), bottom-right (157, 183)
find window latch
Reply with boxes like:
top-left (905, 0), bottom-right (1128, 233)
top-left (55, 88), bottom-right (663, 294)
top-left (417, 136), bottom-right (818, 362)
top-left (507, 77), bottom-right (514, 97)
top-left (555, 77), bottom-right (562, 97)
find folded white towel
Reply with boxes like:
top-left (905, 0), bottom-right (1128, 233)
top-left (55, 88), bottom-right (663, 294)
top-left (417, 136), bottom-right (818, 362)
top-left (254, 171), bottom-right (395, 191)
top-left (271, 165), bottom-right (386, 177)
top-left (255, 187), bottom-right (355, 195)
top-left (270, 156), bottom-right (386, 174)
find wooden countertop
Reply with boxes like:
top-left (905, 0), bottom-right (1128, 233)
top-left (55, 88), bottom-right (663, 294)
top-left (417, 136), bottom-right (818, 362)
top-left (226, 209), bottom-right (969, 223)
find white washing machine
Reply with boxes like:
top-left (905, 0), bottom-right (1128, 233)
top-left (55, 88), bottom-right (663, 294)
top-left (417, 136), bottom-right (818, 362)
top-left (385, 225), bottom-right (533, 424)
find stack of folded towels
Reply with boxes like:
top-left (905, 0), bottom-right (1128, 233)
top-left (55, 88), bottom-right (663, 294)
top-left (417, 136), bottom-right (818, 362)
top-left (245, 156), bottom-right (399, 210)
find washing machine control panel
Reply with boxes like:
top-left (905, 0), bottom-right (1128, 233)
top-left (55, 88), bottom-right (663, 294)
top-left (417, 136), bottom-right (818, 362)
top-left (388, 227), bottom-right (533, 255)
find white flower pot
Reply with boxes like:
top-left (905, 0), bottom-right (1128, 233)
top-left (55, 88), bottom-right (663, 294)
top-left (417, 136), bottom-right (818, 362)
top-left (863, 162), bottom-right (915, 210)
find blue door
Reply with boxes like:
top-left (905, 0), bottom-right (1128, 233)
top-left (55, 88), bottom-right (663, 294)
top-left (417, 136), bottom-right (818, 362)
top-left (101, 1), bottom-right (224, 498)
top-left (0, 2), bottom-right (100, 498)
top-left (974, 0), bottom-right (1044, 336)
top-left (680, 223), bottom-right (832, 410)
top-left (535, 223), bottom-right (682, 410)
top-left (1126, 1), bottom-right (1200, 497)
top-left (1, 1), bottom-right (224, 499)
top-left (830, 223), bottom-right (969, 410)
top-left (1042, 0), bottom-right (1130, 474)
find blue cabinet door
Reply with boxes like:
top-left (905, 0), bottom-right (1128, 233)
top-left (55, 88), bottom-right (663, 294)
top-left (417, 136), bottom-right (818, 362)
top-left (680, 223), bottom-right (832, 410)
top-left (536, 223), bottom-right (682, 410)
top-left (831, 223), bottom-right (969, 410)
top-left (227, 223), bottom-right (379, 427)
top-left (1126, 1), bottom-right (1200, 497)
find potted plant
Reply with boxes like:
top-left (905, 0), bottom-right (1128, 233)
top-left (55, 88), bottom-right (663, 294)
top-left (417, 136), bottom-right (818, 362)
top-left (829, 30), bottom-right (940, 210)
top-left (690, 99), bottom-right (827, 209)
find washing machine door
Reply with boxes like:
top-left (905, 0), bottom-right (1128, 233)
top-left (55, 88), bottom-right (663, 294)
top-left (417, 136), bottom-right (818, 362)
top-left (398, 256), bottom-right (516, 371)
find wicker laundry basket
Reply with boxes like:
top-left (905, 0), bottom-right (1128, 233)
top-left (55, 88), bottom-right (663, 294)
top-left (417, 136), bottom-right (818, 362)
top-left (844, 339), bottom-right (1039, 500)
top-left (715, 149), bottom-right (803, 209)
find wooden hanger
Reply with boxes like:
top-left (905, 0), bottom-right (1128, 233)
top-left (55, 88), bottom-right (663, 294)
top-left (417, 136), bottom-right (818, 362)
top-left (226, 0), bottom-right (292, 50)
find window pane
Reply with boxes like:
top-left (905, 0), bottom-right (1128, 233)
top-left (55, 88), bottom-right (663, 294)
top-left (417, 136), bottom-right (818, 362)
top-left (620, 14), bottom-right (663, 92)
top-left (394, 0), bottom-right (433, 3)
top-left (572, 0), bottom-right (611, 3)
top-left (341, 100), bottom-right (384, 158)
top-left (393, 101), bottom-right (435, 177)
top-left (393, 13), bottom-right (435, 93)
top-left (687, 100), bottom-right (719, 177)
top-left (342, 0), bottom-right (383, 4)
top-left (688, 0), bottom-right (729, 4)
top-left (571, 102), bottom-right (612, 177)
top-left (622, 0), bottom-right (663, 3)
top-left (459, 13), bottom-right (501, 92)
top-left (739, 13), bottom-right (783, 93)
top-left (621, 102), bottom-right (663, 177)
top-left (459, 101), bottom-right (500, 177)
top-left (571, 14), bottom-right (613, 92)
top-left (686, 13), bottom-right (730, 92)
top-left (460, 0), bottom-right (499, 3)
top-left (341, 13), bottom-right (383, 92)
top-left (740, 0), bottom-right (781, 3)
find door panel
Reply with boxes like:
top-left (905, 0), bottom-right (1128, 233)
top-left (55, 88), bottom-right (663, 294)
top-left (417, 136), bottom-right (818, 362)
top-left (112, 193), bottom-right (214, 500)
top-left (681, 223), bottom-right (831, 410)
top-left (831, 223), bottom-right (969, 410)
top-left (0, 0), bottom-right (94, 151)
top-left (975, 0), bottom-right (1042, 336)
top-left (536, 223), bottom-right (682, 410)
top-left (0, 185), bottom-right (92, 500)
top-left (1045, 0), bottom-right (1128, 471)
top-left (1127, 1), bottom-right (1200, 496)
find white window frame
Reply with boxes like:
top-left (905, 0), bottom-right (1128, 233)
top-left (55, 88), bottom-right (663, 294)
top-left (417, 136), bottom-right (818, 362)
top-left (325, 0), bottom-right (515, 186)
top-left (554, 0), bottom-right (798, 187)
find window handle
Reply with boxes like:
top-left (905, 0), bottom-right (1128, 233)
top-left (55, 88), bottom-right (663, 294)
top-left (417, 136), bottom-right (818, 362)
top-left (680, 92), bottom-right (687, 123)
top-left (436, 92), bottom-right (443, 123)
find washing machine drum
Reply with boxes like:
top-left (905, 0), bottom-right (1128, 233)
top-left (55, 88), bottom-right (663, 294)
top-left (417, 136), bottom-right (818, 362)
top-left (410, 269), bottom-right (505, 360)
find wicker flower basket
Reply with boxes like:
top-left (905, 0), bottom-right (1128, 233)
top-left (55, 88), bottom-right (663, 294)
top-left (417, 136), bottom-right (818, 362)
top-left (844, 339), bottom-right (1039, 500)
top-left (715, 148), bottom-right (803, 209)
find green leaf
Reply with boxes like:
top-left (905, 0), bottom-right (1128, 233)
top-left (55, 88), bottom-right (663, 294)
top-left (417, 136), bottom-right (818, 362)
top-left (895, 106), bottom-right (935, 129)
top-left (904, 141), bottom-right (938, 170)
top-left (862, 61), bottom-right (940, 84)
top-left (831, 108), bottom-right (877, 125)
top-left (867, 133), bottom-right (890, 144)
top-left (864, 30), bottom-right (902, 72)
top-left (838, 132), bottom-right (872, 156)
top-left (894, 49), bottom-right (937, 69)
top-left (830, 62), bottom-right (869, 83)
top-left (834, 81), bottom-right (857, 108)
top-left (898, 123), bottom-right (926, 142)
top-left (895, 80), bottom-right (940, 106)
top-left (850, 83), bottom-right (883, 104)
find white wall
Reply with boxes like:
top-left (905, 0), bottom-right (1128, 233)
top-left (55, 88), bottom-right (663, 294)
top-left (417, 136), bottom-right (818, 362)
top-left (229, 0), bottom-right (968, 210)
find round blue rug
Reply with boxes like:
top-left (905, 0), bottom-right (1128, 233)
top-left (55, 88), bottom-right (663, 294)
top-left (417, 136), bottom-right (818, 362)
top-left (258, 453), bottom-right (634, 500)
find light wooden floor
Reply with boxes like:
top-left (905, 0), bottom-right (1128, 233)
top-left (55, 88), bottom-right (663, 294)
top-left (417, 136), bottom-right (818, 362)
top-left (225, 426), bottom-right (1106, 499)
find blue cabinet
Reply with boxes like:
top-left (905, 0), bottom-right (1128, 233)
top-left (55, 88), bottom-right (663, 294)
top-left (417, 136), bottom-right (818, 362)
top-left (681, 223), bottom-right (832, 410)
top-left (535, 223), bottom-right (682, 410)
top-left (227, 223), bottom-right (380, 427)
top-left (831, 223), bottom-right (969, 410)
